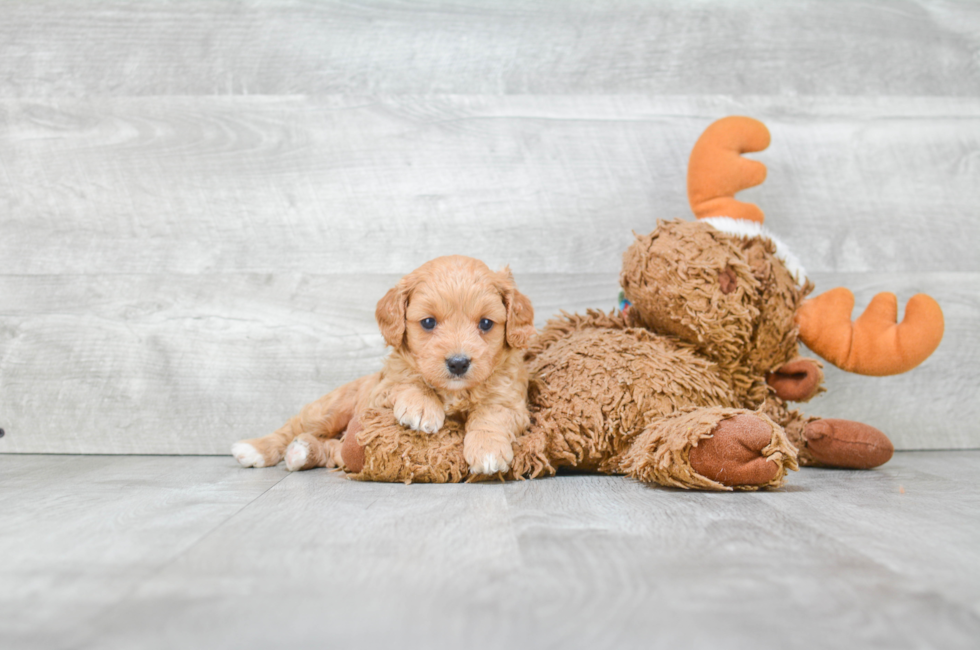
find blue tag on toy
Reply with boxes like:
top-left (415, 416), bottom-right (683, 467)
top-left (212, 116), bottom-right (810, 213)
top-left (618, 290), bottom-right (631, 315)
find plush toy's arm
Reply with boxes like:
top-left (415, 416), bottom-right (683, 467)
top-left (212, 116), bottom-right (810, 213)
top-left (340, 408), bottom-right (550, 484)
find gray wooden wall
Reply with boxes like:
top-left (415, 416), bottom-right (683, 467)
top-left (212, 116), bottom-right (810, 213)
top-left (1, 0), bottom-right (978, 455)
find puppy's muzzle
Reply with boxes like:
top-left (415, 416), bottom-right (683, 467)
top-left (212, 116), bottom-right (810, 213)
top-left (446, 355), bottom-right (471, 377)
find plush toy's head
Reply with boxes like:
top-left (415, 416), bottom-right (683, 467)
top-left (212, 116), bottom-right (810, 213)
top-left (621, 219), bottom-right (810, 376)
top-left (621, 116), bottom-right (945, 380)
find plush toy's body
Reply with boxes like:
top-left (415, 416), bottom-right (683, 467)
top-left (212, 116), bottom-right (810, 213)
top-left (341, 117), bottom-right (944, 490)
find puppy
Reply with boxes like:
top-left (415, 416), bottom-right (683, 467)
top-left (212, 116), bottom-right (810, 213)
top-left (231, 255), bottom-right (535, 475)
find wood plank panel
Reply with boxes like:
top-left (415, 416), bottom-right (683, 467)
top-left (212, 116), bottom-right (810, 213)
top-left (754, 451), bottom-right (980, 613)
top-left (0, 273), bottom-right (620, 454)
top-left (0, 272), bottom-right (974, 454)
top-left (0, 455), bottom-right (286, 650)
top-left (1, 1), bottom-right (978, 97)
top-left (24, 453), bottom-right (971, 650)
top-left (1, 96), bottom-right (978, 276)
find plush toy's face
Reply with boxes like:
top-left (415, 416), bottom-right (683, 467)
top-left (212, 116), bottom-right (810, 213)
top-left (619, 219), bottom-right (810, 374)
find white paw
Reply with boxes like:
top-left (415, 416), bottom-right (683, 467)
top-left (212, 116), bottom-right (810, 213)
top-left (393, 398), bottom-right (445, 434)
top-left (284, 439), bottom-right (310, 472)
top-left (469, 452), bottom-right (510, 475)
top-left (231, 442), bottom-right (266, 468)
top-left (464, 431), bottom-right (514, 475)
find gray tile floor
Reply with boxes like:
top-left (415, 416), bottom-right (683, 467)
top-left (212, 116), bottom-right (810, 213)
top-left (2, 452), bottom-right (978, 650)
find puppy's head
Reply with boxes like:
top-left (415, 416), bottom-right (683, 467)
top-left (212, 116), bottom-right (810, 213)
top-left (376, 255), bottom-right (535, 391)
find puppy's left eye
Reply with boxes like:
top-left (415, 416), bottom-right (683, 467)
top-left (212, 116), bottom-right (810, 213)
top-left (478, 318), bottom-right (494, 332)
top-left (420, 318), bottom-right (437, 331)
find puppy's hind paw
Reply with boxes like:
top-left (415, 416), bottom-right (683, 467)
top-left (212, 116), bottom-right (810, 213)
top-left (284, 439), bottom-right (311, 472)
top-left (231, 442), bottom-right (266, 468)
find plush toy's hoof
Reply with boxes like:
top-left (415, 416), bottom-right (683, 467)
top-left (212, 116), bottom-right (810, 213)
top-left (803, 419), bottom-right (893, 469)
top-left (689, 414), bottom-right (782, 487)
top-left (341, 418), bottom-right (365, 474)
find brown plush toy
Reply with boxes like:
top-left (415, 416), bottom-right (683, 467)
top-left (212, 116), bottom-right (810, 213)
top-left (341, 116), bottom-right (945, 490)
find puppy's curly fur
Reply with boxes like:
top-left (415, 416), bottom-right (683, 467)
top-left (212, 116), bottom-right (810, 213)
top-left (232, 255), bottom-right (535, 475)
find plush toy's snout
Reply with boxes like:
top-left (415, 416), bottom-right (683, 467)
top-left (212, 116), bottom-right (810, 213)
top-left (766, 358), bottom-right (824, 402)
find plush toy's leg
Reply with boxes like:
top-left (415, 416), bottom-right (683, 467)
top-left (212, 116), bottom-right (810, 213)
top-left (760, 398), bottom-right (814, 463)
top-left (340, 418), bottom-right (365, 473)
top-left (801, 419), bottom-right (894, 469)
top-left (619, 408), bottom-right (799, 491)
top-left (761, 398), bottom-right (893, 469)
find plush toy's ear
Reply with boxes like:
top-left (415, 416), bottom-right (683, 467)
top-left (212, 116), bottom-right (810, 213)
top-left (375, 281), bottom-right (409, 348)
top-left (497, 267), bottom-right (535, 349)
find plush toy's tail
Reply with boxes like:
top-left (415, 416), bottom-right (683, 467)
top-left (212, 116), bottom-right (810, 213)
top-left (687, 116), bottom-right (770, 223)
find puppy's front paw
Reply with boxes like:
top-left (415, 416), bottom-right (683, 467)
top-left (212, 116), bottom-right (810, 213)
top-left (393, 393), bottom-right (445, 434)
top-left (464, 431), bottom-right (514, 475)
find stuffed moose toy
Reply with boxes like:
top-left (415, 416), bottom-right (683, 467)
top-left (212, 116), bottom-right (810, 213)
top-left (316, 117), bottom-right (946, 490)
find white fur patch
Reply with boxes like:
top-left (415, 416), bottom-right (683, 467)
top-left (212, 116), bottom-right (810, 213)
top-left (284, 439), bottom-right (310, 472)
top-left (701, 216), bottom-right (808, 285)
top-left (470, 452), bottom-right (509, 475)
top-left (231, 442), bottom-right (266, 468)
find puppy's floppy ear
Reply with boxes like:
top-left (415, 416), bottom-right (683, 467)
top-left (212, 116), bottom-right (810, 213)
top-left (497, 267), bottom-right (535, 349)
top-left (376, 281), bottom-right (409, 348)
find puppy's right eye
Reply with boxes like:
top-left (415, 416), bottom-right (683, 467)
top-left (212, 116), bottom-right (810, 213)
top-left (420, 318), bottom-right (437, 331)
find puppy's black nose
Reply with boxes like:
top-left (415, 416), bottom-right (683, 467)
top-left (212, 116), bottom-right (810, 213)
top-left (446, 355), bottom-right (471, 377)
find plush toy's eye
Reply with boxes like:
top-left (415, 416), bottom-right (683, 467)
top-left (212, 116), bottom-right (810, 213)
top-left (478, 318), bottom-right (494, 332)
top-left (719, 266), bottom-right (738, 295)
top-left (420, 318), bottom-right (437, 331)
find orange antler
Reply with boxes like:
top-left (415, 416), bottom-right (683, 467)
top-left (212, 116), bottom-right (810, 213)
top-left (687, 116), bottom-right (770, 223)
top-left (796, 288), bottom-right (944, 376)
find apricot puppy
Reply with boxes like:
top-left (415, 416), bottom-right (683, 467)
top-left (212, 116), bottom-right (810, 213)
top-left (232, 255), bottom-right (535, 475)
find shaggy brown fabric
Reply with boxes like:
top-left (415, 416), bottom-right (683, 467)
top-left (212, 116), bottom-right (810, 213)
top-left (758, 396), bottom-right (820, 467)
top-left (349, 409), bottom-right (552, 484)
top-left (349, 409), bottom-right (471, 484)
top-left (620, 221), bottom-right (811, 408)
top-left (621, 408), bottom-right (797, 491)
